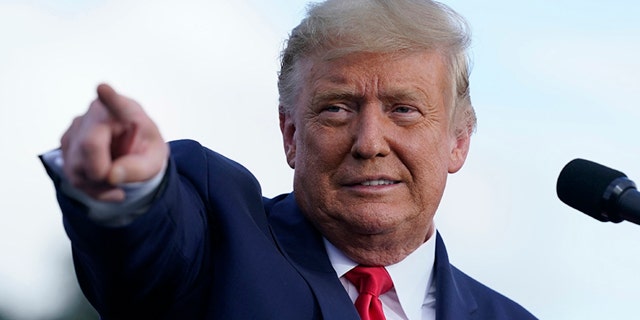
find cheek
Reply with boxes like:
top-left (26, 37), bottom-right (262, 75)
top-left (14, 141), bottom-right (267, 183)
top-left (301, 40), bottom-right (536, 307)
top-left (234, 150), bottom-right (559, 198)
top-left (298, 126), bottom-right (350, 171)
top-left (293, 126), bottom-right (352, 205)
top-left (404, 137), bottom-right (452, 197)
top-left (292, 129), bottom-right (330, 192)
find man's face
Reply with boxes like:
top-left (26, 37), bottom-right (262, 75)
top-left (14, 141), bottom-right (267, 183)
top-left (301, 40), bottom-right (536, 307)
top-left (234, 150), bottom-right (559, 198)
top-left (280, 50), bottom-right (470, 264)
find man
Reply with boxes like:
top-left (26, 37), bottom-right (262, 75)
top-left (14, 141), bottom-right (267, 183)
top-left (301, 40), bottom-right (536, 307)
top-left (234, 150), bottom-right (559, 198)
top-left (42, 0), bottom-right (537, 319)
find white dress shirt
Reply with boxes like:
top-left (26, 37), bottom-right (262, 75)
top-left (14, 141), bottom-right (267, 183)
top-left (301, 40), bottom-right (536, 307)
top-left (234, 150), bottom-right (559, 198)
top-left (325, 233), bottom-right (437, 320)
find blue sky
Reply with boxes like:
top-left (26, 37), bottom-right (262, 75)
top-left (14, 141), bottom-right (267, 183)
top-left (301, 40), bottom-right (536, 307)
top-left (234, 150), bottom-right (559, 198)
top-left (1, 0), bottom-right (639, 319)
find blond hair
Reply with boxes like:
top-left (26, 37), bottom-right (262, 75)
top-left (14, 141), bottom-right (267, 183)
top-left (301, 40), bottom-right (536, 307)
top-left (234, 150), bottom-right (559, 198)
top-left (278, 0), bottom-right (476, 136)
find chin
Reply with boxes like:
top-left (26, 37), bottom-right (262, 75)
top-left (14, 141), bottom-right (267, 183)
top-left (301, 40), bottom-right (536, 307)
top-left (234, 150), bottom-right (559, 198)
top-left (342, 210), bottom-right (410, 234)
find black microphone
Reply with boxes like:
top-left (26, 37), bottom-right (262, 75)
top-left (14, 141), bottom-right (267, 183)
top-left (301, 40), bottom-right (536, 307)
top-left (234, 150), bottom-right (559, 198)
top-left (556, 158), bottom-right (640, 225)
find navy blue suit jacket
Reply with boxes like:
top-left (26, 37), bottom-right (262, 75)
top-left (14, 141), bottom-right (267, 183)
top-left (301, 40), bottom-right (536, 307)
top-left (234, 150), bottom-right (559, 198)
top-left (44, 139), bottom-right (536, 319)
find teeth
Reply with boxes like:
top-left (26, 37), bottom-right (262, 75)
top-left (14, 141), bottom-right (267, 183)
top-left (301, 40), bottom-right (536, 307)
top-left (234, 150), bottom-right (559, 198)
top-left (361, 180), bottom-right (395, 186)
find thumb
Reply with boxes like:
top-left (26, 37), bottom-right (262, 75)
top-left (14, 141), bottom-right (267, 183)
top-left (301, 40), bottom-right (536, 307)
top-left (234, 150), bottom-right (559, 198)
top-left (108, 143), bottom-right (169, 185)
top-left (108, 149), bottom-right (168, 185)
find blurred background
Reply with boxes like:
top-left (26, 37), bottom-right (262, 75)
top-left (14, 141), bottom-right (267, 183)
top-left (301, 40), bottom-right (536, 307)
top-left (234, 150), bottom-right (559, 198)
top-left (0, 0), bottom-right (639, 319)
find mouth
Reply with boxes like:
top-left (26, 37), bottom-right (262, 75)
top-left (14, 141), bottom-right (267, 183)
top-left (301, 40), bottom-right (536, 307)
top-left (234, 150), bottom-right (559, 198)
top-left (359, 179), bottom-right (398, 186)
top-left (344, 176), bottom-right (401, 187)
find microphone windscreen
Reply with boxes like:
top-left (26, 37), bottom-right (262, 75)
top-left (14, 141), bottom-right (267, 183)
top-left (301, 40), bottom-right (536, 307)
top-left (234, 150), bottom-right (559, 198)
top-left (556, 158), bottom-right (627, 221)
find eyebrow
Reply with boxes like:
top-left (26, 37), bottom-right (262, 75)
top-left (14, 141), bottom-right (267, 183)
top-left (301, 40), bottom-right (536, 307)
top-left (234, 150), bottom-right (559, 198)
top-left (311, 88), bottom-right (429, 104)
top-left (310, 90), bottom-right (362, 106)
top-left (379, 89), bottom-right (428, 105)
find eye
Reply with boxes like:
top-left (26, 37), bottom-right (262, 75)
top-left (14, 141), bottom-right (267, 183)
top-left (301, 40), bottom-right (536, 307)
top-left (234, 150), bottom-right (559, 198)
top-left (317, 104), bottom-right (352, 126)
top-left (320, 103), bottom-right (354, 115)
top-left (389, 104), bottom-right (422, 125)
top-left (324, 105), bottom-right (344, 113)
top-left (392, 105), bottom-right (417, 114)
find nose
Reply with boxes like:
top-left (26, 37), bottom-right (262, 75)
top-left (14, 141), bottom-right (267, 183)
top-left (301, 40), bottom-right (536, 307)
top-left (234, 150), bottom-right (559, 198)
top-left (350, 106), bottom-right (391, 159)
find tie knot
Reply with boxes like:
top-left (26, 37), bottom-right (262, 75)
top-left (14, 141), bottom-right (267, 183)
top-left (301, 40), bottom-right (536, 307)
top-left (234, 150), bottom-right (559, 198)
top-left (345, 265), bottom-right (393, 297)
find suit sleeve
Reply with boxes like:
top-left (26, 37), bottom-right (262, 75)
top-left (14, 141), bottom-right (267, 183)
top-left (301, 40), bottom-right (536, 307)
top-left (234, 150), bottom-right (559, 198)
top-left (44, 139), bottom-right (267, 319)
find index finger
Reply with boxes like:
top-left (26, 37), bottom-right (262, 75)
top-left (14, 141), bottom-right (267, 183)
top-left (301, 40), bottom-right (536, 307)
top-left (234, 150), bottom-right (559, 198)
top-left (96, 83), bottom-right (138, 121)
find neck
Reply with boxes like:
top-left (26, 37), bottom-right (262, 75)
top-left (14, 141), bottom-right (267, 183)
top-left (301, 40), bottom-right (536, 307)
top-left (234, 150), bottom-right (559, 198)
top-left (325, 224), bottom-right (435, 266)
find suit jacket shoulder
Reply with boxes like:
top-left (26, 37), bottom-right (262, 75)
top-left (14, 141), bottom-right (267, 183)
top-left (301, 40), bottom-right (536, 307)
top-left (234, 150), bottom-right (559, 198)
top-left (434, 233), bottom-right (537, 320)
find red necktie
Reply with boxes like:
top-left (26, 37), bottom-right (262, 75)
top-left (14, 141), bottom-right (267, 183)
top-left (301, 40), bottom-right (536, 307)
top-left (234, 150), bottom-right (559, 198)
top-left (344, 266), bottom-right (393, 320)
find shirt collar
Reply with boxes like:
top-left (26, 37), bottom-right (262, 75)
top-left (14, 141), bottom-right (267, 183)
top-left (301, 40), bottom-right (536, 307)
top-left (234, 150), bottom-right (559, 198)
top-left (324, 230), bottom-right (437, 320)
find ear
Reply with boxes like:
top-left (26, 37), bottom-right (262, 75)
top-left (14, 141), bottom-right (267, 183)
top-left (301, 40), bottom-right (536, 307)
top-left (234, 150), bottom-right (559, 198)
top-left (279, 110), bottom-right (297, 169)
top-left (448, 128), bottom-right (471, 174)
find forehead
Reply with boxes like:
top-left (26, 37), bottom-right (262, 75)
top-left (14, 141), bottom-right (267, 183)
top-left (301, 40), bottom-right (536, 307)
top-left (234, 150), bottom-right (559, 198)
top-left (297, 50), bottom-right (453, 103)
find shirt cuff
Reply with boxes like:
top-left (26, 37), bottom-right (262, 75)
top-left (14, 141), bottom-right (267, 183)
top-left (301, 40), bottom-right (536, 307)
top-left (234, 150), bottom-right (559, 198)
top-left (41, 149), bottom-right (167, 227)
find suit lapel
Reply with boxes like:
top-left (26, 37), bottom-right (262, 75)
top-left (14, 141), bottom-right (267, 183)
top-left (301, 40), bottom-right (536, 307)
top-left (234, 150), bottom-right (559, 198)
top-left (434, 232), bottom-right (477, 320)
top-left (267, 194), bottom-right (360, 320)
top-left (267, 195), bottom-right (478, 320)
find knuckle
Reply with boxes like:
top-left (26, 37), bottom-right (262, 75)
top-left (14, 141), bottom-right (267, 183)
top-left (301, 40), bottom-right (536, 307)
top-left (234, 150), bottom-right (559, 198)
top-left (72, 115), bottom-right (83, 125)
top-left (88, 99), bottom-right (103, 111)
top-left (78, 137), bottom-right (101, 154)
top-left (60, 132), bottom-right (69, 148)
top-left (61, 115), bottom-right (92, 148)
